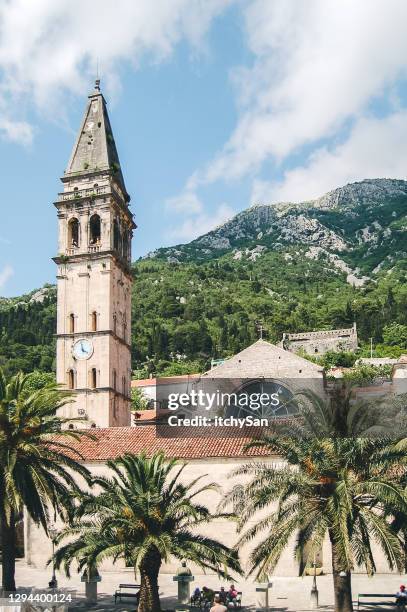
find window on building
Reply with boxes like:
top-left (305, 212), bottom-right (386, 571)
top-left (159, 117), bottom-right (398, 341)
top-left (68, 218), bottom-right (79, 247)
top-left (113, 369), bottom-right (117, 390)
top-left (91, 310), bottom-right (97, 331)
top-left (122, 376), bottom-right (126, 395)
top-left (68, 369), bottom-right (75, 390)
top-left (90, 368), bottom-right (97, 389)
top-left (113, 313), bottom-right (117, 335)
top-left (123, 231), bottom-right (129, 260)
top-left (123, 321), bottom-right (127, 342)
top-left (69, 313), bottom-right (75, 334)
top-left (89, 214), bottom-right (101, 244)
top-left (113, 218), bottom-right (120, 251)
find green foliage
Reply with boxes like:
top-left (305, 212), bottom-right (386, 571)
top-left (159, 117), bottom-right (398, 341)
top-left (24, 370), bottom-right (56, 394)
top-left (342, 364), bottom-right (393, 385)
top-left (0, 236), bottom-right (406, 377)
top-left (158, 360), bottom-right (203, 376)
top-left (54, 452), bottom-right (242, 612)
top-left (229, 392), bottom-right (407, 611)
top-left (131, 386), bottom-right (150, 412)
top-left (317, 351), bottom-right (358, 369)
top-left (383, 323), bottom-right (407, 348)
top-left (0, 291), bottom-right (56, 376)
top-left (0, 368), bottom-right (91, 591)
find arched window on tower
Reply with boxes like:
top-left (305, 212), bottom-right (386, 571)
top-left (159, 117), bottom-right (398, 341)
top-left (90, 367), bottom-right (97, 389)
top-left (89, 214), bottom-right (101, 245)
top-left (69, 313), bottom-right (75, 334)
top-left (68, 218), bottom-right (79, 248)
top-left (122, 376), bottom-right (126, 395)
top-left (113, 313), bottom-right (117, 335)
top-left (91, 310), bottom-right (97, 332)
top-left (68, 369), bottom-right (75, 390)
top-left (112, 369), bottom-right (117, 390)
top-left (113, 218), bottom-right (120, 251)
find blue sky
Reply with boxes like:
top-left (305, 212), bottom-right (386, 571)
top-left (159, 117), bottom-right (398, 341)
top-left (1, 0), bottom-right (407, 296)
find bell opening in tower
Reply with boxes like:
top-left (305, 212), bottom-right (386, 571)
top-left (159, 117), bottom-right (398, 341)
top-left (89, 214), bottom-right (101, 245)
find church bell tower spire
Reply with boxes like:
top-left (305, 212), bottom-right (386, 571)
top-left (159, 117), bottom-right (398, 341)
top-left (53, 80), bottom-right (136, 428)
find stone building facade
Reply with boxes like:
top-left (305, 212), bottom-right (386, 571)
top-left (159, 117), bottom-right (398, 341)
top-left (53, 81), bottom-right (135, 427)
top-left (281, 323), bottom-right (358, 356)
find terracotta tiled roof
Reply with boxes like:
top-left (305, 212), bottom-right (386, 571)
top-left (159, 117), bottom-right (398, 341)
top-left (68, 426), bottom-right (272, 462)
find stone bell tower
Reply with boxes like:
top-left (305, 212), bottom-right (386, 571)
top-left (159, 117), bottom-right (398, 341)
top-left (53, 80), bottom-right (135, 428)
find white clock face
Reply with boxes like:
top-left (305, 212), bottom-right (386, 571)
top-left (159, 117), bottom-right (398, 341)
top-left (72, 338), bottom-right (94, 360)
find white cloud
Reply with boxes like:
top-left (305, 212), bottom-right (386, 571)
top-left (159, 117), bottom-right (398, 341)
top-left (0, 0), bottom-right (232, 143)
top-left (0, 118), bottom-right (33, 145)
top-left (198, 0), bottom-right (407, 183)
top-left (0, 265), bottom-right (14, 291)
top-left (251, 110), bottom-right (407, 204)
top-left (169, 203), bottom-right (234, 242)
top-left (165, 190), bottom-right (203, 214)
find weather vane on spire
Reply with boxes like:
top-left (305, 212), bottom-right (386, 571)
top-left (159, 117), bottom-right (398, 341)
top-left (95, 57), bottom-right (100, 90)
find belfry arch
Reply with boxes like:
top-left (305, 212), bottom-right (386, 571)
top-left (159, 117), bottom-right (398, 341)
top-left (89, 214), bottom-right (101, 244)
top-left (67, 217), bottom-right (79, 248)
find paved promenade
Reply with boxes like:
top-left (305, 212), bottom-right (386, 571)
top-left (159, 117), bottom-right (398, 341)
top-left (5, 561), bottom-right (406, 610)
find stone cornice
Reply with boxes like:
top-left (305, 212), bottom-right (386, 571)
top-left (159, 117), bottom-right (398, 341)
top-left (71, 387), bottom-right (131, 401)
top-left (56, 329), bottom-right (131, 350)
top-left (52, 251), bottom-right (133, 278)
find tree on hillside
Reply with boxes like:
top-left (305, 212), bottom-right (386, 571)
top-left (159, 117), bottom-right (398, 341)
top-left (54, 452), bottom-right (242, 612)
top-left (0, 369), bottom-right (90, 592)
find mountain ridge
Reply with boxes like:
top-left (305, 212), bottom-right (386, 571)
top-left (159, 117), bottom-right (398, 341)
top-left (148, 178), bottom-right (407, 274)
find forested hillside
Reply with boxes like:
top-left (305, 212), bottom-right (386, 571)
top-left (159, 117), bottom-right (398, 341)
top-left (0, 178), bottom-right (406, 377)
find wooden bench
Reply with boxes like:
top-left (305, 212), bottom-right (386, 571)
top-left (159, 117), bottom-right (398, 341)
top-left (114, 583), bottom-right (141, 604)
top-left (357, 592), bottom-right (400, 609)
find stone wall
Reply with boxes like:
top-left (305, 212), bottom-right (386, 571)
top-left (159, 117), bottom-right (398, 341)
top-left (282, 324), bottom-right (358, 356)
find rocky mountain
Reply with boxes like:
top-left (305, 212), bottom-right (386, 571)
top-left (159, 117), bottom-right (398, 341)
top-left (149, 178), bottom-right (407, 281)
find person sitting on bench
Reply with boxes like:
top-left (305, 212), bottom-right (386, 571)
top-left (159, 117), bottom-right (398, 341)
top-left (227, 585), bottom-right (238, 608)
top-left (191, 586), bottom-right (201, 604)
top-left (396, 585), bottom-right (407, 609)
top-left (218, 587), bottom-right (227, 604)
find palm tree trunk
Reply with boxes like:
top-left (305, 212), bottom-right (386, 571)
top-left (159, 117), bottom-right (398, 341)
top-left (138, 547), bottom-right (161, 612)
top-left (0, 508), bottom-right (16, 593)
top-left (330, 537), bottom-right (353, 612)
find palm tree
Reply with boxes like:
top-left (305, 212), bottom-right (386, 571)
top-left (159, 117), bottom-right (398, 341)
top-left (225, 388), bottom-right (407, 612)
top-left (54, 452), bottom-right (242, 612)
top-left (0, 369), bottom-right (90, 593)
